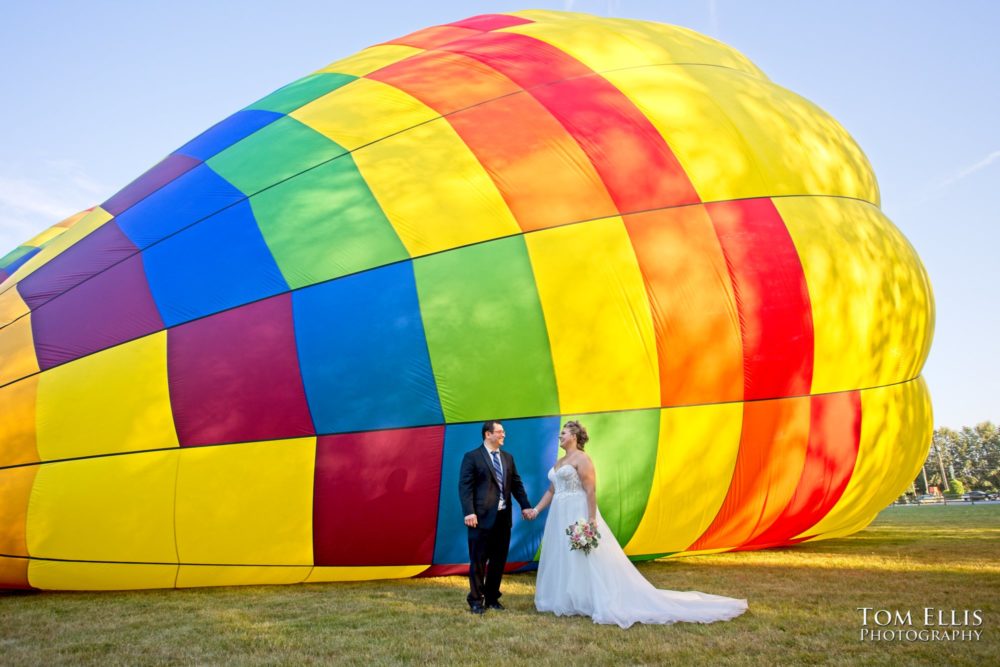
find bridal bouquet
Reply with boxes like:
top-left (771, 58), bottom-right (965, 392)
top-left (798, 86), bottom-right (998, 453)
top-left (566, 519), bottom-right (601, 555)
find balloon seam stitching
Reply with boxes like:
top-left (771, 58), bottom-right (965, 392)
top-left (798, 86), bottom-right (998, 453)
top-left (0, 376), bottom-right (924, 474)
top-left (0, 192), bottom-right (889, 389)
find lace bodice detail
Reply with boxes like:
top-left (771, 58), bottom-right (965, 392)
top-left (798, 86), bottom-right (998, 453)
top-left (548, 464), bottom-right (585, 497)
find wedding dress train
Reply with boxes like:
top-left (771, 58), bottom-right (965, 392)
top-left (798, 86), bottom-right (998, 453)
top-left (534, 464), bottom-right (749, 628)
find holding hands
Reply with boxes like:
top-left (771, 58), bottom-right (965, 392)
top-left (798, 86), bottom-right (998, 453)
top-left (465, 508), bottom-right (538, 525)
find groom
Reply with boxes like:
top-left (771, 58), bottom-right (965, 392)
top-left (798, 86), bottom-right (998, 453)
top-left (459, 420), bottom-right (536, 614)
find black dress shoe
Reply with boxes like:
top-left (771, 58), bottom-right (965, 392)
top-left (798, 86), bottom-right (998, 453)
top-left (469, 603), bottom-right (486, 614)
top-left (486, 601), bottom-right (505, 611)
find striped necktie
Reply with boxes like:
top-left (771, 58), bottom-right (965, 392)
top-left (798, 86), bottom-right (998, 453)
top-left (490, 450), bottom-right (503, 489)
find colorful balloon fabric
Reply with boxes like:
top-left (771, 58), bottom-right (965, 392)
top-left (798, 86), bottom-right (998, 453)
top-left (0, 209), bottom-right (93, 284)
top-left (0, 10), bottom-right (933, 591)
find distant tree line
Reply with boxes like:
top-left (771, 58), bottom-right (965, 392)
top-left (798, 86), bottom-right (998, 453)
top-left (912, 421), bottom-right (999, 494)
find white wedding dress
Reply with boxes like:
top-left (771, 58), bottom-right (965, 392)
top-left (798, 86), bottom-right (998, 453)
top-left (534, 464), bottom-right (749, 628)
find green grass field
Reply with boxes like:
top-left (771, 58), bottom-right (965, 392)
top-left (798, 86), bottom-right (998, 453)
top-left (2, 504), bottom-right (997, 666)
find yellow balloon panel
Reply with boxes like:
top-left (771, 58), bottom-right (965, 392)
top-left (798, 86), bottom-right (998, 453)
top-left (353, 118), bottom-right (521, 257)
top-left (317, 44), bottom-right (423, 77)
top-left (26, 450), bottom-right (178, 562)
top-left (503, 14), bottom-right (765, 79)
top-left (0, 375), bottom-right (37, 467)
top-left (0, 207), bottom-right (112, 291)
top-left (176, 565), bottom-right (311, 588)
top-left (525, 217), bottom-right (660, 414)
top-left (624, 403), bottom-right (743, 555)
top-left (778, 197), bottom-right (934, 394)
top-left (175, 438), bottom-right (316, 566)
top-left (19, 207), bottom-right (92, 252)
top-left (292, 77), bottom-right (439, 152)
top-left (0, 314), bottom-right (38, 385)
top-left (0, 465), bottom-right (36, 556)
top-left (35, 332), bottom-right (178, 461)
top-left (23, 227), bottom-right (65, 248)
top-left (508, 9), bottom-right (580, 22)
top-left (605, 65), bottom-right (879, 205)
top-left (28, 561), bottom-right (177, 591)
top-left (0, 286), bottom-right (28, 324)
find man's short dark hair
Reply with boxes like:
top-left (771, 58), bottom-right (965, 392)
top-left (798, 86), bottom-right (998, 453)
top-left (482, 420), bottom-right (502, 439)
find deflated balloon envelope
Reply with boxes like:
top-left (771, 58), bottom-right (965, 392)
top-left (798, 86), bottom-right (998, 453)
top-left (0, 9), bottom-right (933, 591)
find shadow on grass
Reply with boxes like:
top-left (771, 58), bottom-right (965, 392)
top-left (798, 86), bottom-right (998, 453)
top-left (1, 505), bottom-right (997, 665)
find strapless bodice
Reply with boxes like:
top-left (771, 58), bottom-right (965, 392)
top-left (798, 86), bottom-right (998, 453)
top-left (548, 464), bottom-right (585, 497)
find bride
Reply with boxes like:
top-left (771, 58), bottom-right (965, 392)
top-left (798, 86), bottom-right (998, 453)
top-left (529, 420), bottom-right (748, 628)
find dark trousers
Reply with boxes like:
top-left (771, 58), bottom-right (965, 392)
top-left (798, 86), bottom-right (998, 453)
top-left (467, 512), bottom-right (511, 607)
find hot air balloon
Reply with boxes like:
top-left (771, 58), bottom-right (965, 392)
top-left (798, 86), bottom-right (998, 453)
top-left (0, 10), bottom-right (933, 591)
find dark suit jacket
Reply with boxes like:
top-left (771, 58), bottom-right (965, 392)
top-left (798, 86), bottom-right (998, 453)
top-left (459, 445), bottom-right (531, 530)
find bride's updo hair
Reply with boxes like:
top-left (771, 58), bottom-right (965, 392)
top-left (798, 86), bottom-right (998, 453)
top-left (563, 420), bottom-right (590, 450)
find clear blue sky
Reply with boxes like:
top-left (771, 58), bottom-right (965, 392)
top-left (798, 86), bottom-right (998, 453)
top-left (1, 1), bottom-right (996, 428)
